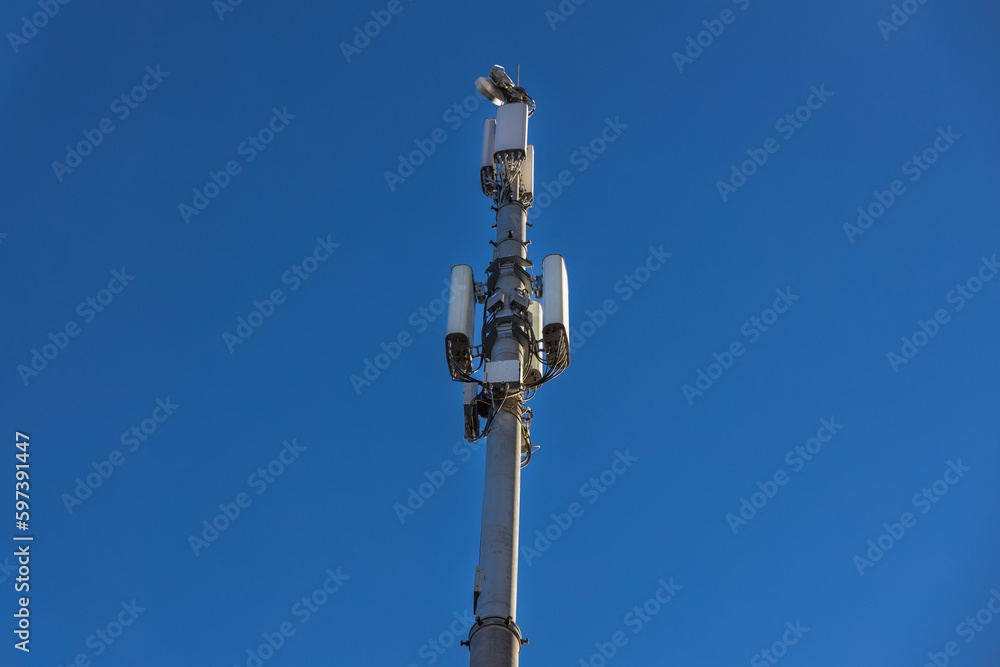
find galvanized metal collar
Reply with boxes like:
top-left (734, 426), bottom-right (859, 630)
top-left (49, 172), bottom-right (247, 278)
top-left (462, 615), bottom-right (528, 648)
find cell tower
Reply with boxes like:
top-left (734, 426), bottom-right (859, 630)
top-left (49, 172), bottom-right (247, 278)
top-left (445, 65), bottom-right (571, 667)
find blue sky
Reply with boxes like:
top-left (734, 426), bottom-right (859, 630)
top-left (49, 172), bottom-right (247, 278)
top-left (2, 0), bottom-right (999, 665)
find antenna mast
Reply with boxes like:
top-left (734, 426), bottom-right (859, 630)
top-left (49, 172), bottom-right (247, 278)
top-left (446, 65), bottom-right (572, 667)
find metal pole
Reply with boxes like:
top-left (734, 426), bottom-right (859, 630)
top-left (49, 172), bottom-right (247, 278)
top-left (468, 203), bottom-right (527, 667)
top-left (468, 406), bottom-right (522, 665)
top-left (469, 203), bottom-right (527, 667)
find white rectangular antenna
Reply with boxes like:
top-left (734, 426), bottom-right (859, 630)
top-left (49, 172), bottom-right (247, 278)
top-left (481, 119), bottom-right (496, 173)
top-left (494, 102), bottom-right (528, 154)
top-left (521, 144), bottom-right (534, 204)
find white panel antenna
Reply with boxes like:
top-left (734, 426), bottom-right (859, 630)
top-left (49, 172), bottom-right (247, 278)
top-left (446, 264), bottom-right (475, 378)
top-left (541, 254), bottom-right (570, 371)
top-left (494, 102), bottom-right (528, 155)
top-left (481, 119), bottom-right (496, 198)
top-left (520, 145), bottom-right (534, 205)
top-left (525, 299), bottom-right (543, 384)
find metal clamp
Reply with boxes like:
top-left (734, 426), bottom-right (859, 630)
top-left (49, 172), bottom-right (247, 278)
top-left (464, 615), bottom-right (526, 649)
